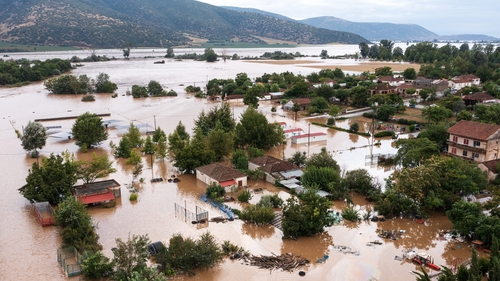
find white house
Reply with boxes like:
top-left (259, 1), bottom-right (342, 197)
top-left (284, 128), bottom-right (303, 138)
top-left (449, 75), bottom-right (481, 90)
top-left (195, 163), bottom-right (247, 192)
top-left (291, 132), bottom-right (327, 144)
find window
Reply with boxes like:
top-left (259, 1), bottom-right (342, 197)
top-left (462, 150), bottom-right (468, 157)
top-left (463, 139), bottom-right (469, 145)
top-left (472, 152), bottom-right (479, 158)
top-left (451, 147), bottom-right (457, 154)
top-left (473, 140), bottom-right (480, 147)
top-left (452, 136), bottom-right (458, 142)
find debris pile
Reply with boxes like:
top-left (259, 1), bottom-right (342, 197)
top-left (332, 245), bottom-right (360, 256)
top-left (378, 229), bottom-right (405, 240)
top-left (242, 253), bottom-right (309, 272)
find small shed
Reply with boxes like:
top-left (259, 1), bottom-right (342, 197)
top-left (73, 179), bottom-right (121, 206)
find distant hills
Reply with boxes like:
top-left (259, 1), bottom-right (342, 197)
top-left (223, 6), bottom-right (498, 42)
top-left (0, 0), bottom-right (369, 48)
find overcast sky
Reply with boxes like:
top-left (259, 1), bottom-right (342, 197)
top-left (197, 0), bottom-right (500, 38)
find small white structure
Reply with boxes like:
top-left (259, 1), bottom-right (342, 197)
top-left (291, 132), bottom-right (327, 144)
top-left (283, 128), bottom-right (303, 138)
top-left (277, 121), bottom-right (287, 129)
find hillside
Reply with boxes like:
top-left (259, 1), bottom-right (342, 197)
top-left (299, 16), bottom-right (438, 41)
top-left (0, 0), bottom-right (369, 48)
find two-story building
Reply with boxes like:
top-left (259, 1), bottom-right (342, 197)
top-left (447, 120), bottom-right (500, 162)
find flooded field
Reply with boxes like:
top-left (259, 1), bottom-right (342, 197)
top-left (0, 47), bottom-right (474, 280)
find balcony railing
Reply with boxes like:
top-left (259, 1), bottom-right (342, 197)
top-left (447, 140), bottom-right (486, 154)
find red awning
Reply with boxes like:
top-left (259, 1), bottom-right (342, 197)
top-left (78, 192), bottom-right (115, 204)
top-left (219, 180), bottom-right (236, 187)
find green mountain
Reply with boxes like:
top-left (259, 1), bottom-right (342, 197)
top-left (299, 16), bottom-right (438, 42)
top-left (0, 0), bottom-right (369, 48)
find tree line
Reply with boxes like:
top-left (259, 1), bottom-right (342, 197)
top-left (0, 58), bottom-right (71, 85)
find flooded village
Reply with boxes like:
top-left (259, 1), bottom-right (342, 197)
top-left (0, 45), bottom-right (495, 281)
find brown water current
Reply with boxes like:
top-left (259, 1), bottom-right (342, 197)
top-left (0, 52), bottom-right (475, 281)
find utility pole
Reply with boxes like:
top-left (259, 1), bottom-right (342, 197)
top-left (307, 122), bottom-right (311, 156)
top-left (153, 115), bottom-right (156, 130)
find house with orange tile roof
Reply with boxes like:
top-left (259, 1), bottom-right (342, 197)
top-left (447, 120), bottom-right (500, 162)
top-left (450, 74), bottom-right (481, 90)
top-left (248, 155), bottom-right (303, 183)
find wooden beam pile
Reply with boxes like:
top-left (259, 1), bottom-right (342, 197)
top-left (243, 252), bottom-right (309, 272)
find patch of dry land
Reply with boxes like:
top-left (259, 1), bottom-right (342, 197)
top-left (243, 60), bottom-right (320, 65)
top-left (244, 59), bottom-right (420, 72)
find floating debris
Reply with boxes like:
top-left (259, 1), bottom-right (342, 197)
top-left (366, 240), bottom-right (383, 247)
top-left (242, 252), bottom-right (309, 272)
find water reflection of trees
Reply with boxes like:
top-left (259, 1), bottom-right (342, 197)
top-left (241, 223), bottom-right (275, 240)
top-left (280, 232), bottom-right (333, 262)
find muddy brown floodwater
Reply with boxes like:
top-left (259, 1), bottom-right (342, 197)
top-left (0, 50), bottom-right (474, 281)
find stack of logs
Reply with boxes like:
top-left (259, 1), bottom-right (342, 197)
top-left (242, 252), bottom-right (309, 272)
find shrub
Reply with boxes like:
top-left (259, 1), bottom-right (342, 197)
top-left (129, 193), bottom-right (138, 201)
top-left (166, 90), bottom-right (177, 96)
top-left (257, 194), bottom-right (283, 208)
top-left (194, 91), bottom-right (204, 98)
top-left (374, 131), bottom-right (395, 138)
top-left (81, 94), bottom-right (95, 102)
top-left (81, 251), bottom-right (114, 279)
top-left (349, 123), bottom-right (359, 133)
top-left (396, 118), bottom-right (417, 125)
top-left (271, 106), bottom-right (277, 112)
top-left (185, 85), bottom-right (201, 92)
top-left (239, 205), bottom-right (275, 224)
top-left (206, 183), bottom-right (225, 198)
top-left (111, 93), bottom-right (118, 98)
top-left (342, 207), bottom-right (361, 222)
top-left (327, 117), bottom-right (335, 126)
top-left (238, 189), bottom-right (252, 202)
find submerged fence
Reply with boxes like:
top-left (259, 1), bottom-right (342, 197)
top-left (57, 246), bottom-right (83, 277)
top-left (174, 203), bottom-right (209, 223)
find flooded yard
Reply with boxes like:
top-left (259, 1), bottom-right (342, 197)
top-left (0, 49), bottom-right (473, 280)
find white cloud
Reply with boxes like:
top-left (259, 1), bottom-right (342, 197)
top-left (197, 0), bottom-right (500, 37)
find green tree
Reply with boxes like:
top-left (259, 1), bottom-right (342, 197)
top-left (305, 147), bottom-right (340, 171)
top-left (402, 68), bottom-right (417, 80)
top-left (231, 149), bottom-right (247, 169)
top-left (375, 66), bottom-right (393, 76)
top-left (287, 151), bottom-right (307, 167)
top-left (115, 136), bottom-right (132, 158)
top-left (131, 85), bottom-right (148, 98)
top-left (155, 232), bottom-right (223, 274)
top-left (152, 127), bottom-right (167, 143)
top-left (21, 121), bottom-right (47, 158)
top-left (359, 42), bottom-right (369, 58)
top-left (81, 251), bottom-right (114, 279)
top-left (456, 110), bottom-right (473, 121)
top-left (310, 97), bottom-right (329, 113)
top-left (147, 80), bottom-right (166, 96)
top-left (94, 73), bottom-right (117, 93)
top-left (349, 122), bottom-right (360, 132)
top-left (55, 197), bottom-right (100, 252)
top-left (204, 48), bottom-right (218, 62)
top-left (126, 149), bottom-right (142, 165)
top-left (194, 102), bottom-right (235, 136)
top-left (155, 136), bottom-right (167, 160)
top-left (376, 104), bottom-right (397, 121)
top-left (19, 153), bottom-right (78, 205)
top-left (438, 95), bottom-right (466, 114)
top-left (343, 169), bottom-right (377, 196)
top-left (234, 106), bottom-right (284, 149)
top-left (239, 205), bottom-right (275, 224)
top-left (421, 105), bottom-right (453, 124)
top-left (76, 152), bottom-right (116, 183)
top-left (207, 121), bottom-right (234, 161)
top-left (168, 121), bottom-right (190, 156)
top-left (350, 85), bottom-right (370, 107)
top-left (301, 166), bottom-right (340, 191)
top-left (447, 201), bottom-right (485, 237)
top-left (475, 104), bottom-right (500, 124)
top-left (72, 112), bottom-right (108, 149)
top-left (238, 189), bottom-right (252, 202)
top-left (131, 267), bottom-right (168, 281)
top-left (122, 43), bottom-right (132, 59)
top-left (328, 104), bottom-right (341, 117)
top-left (320, 49), bottom-right (328, 58)
top-left (142, 135), bottom-right (156, 167)
top-left (165, 47), bottom-right (174, 58)
top-left (417, 124), bottom-right (449, 151)
top-left (173, 129), bottom-right (215, 173)
top-left (394, 138), bottom-right (440, 168)
top-left (291, 102), bottom-right (301, 120)
top-left (112, 234), bottom-right (150, 281)
top-left (125, 123), bottom-right (143, 148)
top-left (419, 89), bottom-right (430, 101)
top-left (243, 84), bottom-right (265, 108)
top-left (282, 187), bottom-right (333, 239)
